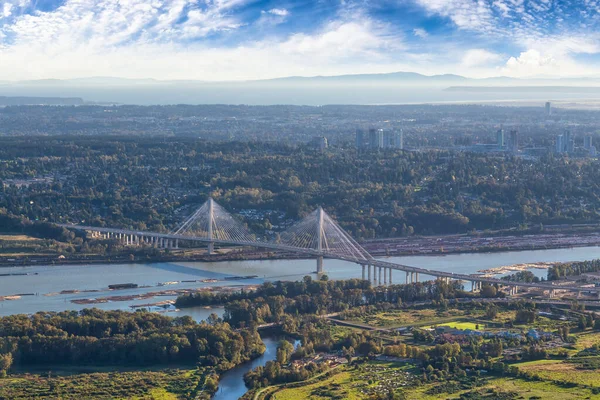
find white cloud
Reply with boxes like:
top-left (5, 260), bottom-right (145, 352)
top-left (413, 28), bottom-right (428, 38)
top-left (0, 3), bottom-right (405, 80)
top-left (461, 48), bottom-right (503, 67)
top-left (2, 3), bottom-right (13, 18)
top-left (502, 49), bottom-right (557, 76)
top-left (414, 0), bottom-right (495, 31)
top-left (280, 20), bottom-right (397, 59)
top-left (499, 48), bottom-right (599, 77)
top-left (265, 8), bottom-right (289, 17)
top-left (257, 8), bottom-right (289, 26)
top-left (413, 0), bottom-right (600, 77)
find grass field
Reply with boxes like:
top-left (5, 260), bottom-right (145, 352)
top-left (271, 369), bottom-right (359, 400)
top-left (575, 331), bottom-right (600, 350)
top-left (0, 234), bottom-right (39, 241)
top-left (431, 321), bottom-right (484, 330)
top-left (516, 359), bottom-right (600, 387)
top-left (0, 368), bottom-right (201, 400)
top-left (271, 361), bottom-right (414, 400)
top-left (268, 361), bottom-right (600, 400)
top-left (408, 377), bottom-right (600, 399)
top-left (347, 308), bottom-right (477, 328)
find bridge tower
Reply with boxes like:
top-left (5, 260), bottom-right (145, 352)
top-left (207, 197), bottom-right (215, 255)
top-left (171, 197), bottom-right (255, 251)
top-left (278, 206), bottom-right (372, 277)
top-left (316, 206), bottom-right (324, 274)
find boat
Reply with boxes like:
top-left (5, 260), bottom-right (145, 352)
top-left (108, 283), bottom-right (138, 290)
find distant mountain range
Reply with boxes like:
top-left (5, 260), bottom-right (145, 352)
top-left (1, 72), bottom-right (600, 87)
top-left (0, 96), bottom-right (84, 106)
top-left (1, 72), bottom-right (600, 105)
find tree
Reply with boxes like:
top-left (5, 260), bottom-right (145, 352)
top-left (485, 304), bottom-right (498, 320)
top-left (579, 316), bottom-right (587, 331)
top-left (276, 340), bottom-right (295, 364)
top-left (480, 284), bottom-right (497, 298)
top-left (0, 353), bottom-right (12, 377)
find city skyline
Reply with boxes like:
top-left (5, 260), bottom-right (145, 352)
top-left (1, 0), bottom-right (600, 81)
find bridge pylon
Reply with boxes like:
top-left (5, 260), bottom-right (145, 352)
top-left (316, 207), bottom-right (324, 274)
top-left (278, 206), bottom-right (372, 274)
top-left (172, 197), bottom-right (255, 251)
top-left (207, 197), bottom-right (215, 255)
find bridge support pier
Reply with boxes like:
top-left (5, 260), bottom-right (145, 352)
top-left (368, 264), bottom-right (372, 282)
top-left (361, 264), bottom-right (365, 280)
top-left (383, 267), bottom-right (387, 285)
top-left (415, 272), bottom-right (419, 283)
top-left (175, 239), bottom-right (179, 249)
top-left (379, 267), bottom-right (383, 286)
top-left (316, 256), bottom-right (323, 275)
top-left (208, 242), bottom-right (214, 255)
top-left (373, 265), bottom-right (377, 286)
top-left (389, 268), bottom-right (392, 285)
top-left (406, 271), bottom-right (409, 284)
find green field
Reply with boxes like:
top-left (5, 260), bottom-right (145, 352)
top-left (0, 368), bottom-right (203, 400)
top-left (266, 360), bottom-right (600, 400)
top-left (270, 361), bottom-right (414, 400)
top-left (575, 331), bottom-right (600, 350)
top-left (516, 359), bottom-right (600, 387)
top-left (431, 321), bottom-right (484, 330)
top-left (408, 377), bottom-right (600, 400)
top-left (346, 308), bottom-right (478, 328)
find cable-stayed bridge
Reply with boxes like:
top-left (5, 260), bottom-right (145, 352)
top-left (58, 198), bottom-right (599, 296)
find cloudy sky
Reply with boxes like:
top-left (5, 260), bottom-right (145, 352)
top-left (0, 0), bottom-right (599, 80)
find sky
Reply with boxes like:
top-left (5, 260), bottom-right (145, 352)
top-left (0, 0), bottom-right (600, 81)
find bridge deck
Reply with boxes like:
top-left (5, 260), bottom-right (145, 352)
top-left (58, 223), bottom-right (598, 294)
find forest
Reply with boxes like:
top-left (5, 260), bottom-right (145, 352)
top-left (1, 136), bottom-right (600, 248)
top-left (175, 276), bottom-right (500, 328)
top-left (0, 309), bottom-right (264, 376)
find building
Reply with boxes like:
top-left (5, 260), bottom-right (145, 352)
top-left (545, 102), bottom-right (551, 116)
top-left (555, 134), bottom-right (564, 154)
top-left (310, 136), bottom-right (328, 151)
top-left (368, 128), bottom-right (384, 149)
top-left (496, 129), bottom-right (504, 148)
top-left (355, 129), bottom-right (366, 150)
top-left (584, 135), bottom-right (593, 150)
top-left (564, 130), bottom-right (574, 153)
top-left (357, 127), bottom-right (402, 150)
top-left (383, 129), bottom-right (403, 149)
top-left (508, 130), bottom-right (518, 153)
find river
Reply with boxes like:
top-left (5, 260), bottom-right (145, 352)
top-left (212, 337), bottom-right (300, 400)
top-left (2, 245), bottom-right (600, 318)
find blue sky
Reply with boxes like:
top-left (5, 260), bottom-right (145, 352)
top-left (0, 0), bottom-right (599, 80)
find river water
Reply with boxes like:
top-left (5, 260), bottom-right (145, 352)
top-left (212, 336), bottom-right (278, 400)
top-left (2, 245), bottom-right (600, 318)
